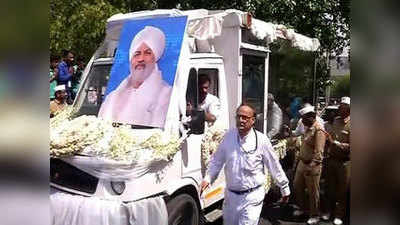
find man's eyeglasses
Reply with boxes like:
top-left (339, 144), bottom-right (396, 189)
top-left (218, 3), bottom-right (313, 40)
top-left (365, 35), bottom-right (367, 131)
top-left (236, 114), bottom-right (254, 121)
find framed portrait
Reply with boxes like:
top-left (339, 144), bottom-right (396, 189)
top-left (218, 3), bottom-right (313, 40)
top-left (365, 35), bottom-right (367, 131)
top-left (98, 16), bottom-right (188, 128)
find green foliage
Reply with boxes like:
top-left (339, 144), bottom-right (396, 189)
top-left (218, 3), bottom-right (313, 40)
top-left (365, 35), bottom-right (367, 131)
top-left (331, 74), bottom-right (350, 97)
top-left (50, 0), bottom-right (128, 60)
top-left (269, 40), bottom-right (316, 105)
top-left (50, 0), bottom-right (350, 66)
top-left (1, 0), bottom-right (47, 52)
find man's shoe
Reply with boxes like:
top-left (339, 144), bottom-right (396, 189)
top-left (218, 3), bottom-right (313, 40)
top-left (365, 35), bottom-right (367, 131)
top-left (306, 217), bottom-right (320, 225)
top-left (293, 209), bottom-right (305, 216)
top-left (333, 218), bottom-right (343, 225)
top-left (321, 213), bottom-right (330, 221)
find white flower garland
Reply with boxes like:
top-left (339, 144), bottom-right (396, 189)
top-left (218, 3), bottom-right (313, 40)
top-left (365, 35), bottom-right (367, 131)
top-left (50, 115), bottom-right (111, 157)
top-left (50, 106), bottom-right (73, 130)
top-left (201, 124), bottom-right (227, 168)
top-left (50, 111), bottom-right (182, 163)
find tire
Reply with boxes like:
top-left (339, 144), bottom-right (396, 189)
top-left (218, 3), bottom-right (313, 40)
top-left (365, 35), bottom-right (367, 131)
top-left (166, 194), bottom-right (200, 225)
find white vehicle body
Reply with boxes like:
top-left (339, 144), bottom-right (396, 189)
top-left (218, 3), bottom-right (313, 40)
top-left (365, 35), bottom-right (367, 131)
top-left (50, 9), bottom-right (319, 224)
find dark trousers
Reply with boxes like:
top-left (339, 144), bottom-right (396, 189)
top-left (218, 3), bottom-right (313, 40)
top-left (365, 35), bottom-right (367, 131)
top-left (326, 158), bottom-right (351, 219)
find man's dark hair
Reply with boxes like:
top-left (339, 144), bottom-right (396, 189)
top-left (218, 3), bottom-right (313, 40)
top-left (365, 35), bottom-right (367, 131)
top-left (62, 49), bottom-right (71, 58)
top-left (50, 55), bottom-right (60, 62)
top-left (76, 56), bottom-right (84, 62)
top-left (237, 101), bottom-right (256, 117)
top-left (198, 74), bottom-right (211, 85)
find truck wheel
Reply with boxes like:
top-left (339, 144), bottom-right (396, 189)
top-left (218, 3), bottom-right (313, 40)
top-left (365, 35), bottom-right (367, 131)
top-left (166, 194), bottom-right (199, 225)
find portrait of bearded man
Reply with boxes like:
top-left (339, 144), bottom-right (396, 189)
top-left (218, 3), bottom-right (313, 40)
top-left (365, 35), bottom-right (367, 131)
top-left (98, 26), bottom-right (172, 127)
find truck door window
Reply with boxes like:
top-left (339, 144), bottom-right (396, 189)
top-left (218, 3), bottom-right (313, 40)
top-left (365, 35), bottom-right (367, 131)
top-left (74, 64), bottom-right (111, 117)
top-left (186, 68), bottom-right (219, 106)
top-left (242, 55), bottom-right (265, 132)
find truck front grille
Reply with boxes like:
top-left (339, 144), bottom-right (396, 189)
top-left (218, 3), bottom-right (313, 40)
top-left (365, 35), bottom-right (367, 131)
top-left (50, 158), bottom-right (99, 194)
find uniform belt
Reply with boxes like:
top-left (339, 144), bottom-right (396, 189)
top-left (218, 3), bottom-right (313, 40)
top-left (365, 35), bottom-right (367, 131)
top-left (229, 185), bottom-right (262, 195)
top-left (329, 156), bottom-right (350, 162)
top-left (301, 159), bottom-right (312, 164)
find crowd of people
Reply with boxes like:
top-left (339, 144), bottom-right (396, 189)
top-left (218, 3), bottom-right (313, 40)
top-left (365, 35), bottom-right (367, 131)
top-left (49, 50), bottom-right (85, 117)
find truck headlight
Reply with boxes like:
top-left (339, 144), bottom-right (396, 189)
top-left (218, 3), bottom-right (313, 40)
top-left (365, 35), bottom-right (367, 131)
top-left (111, 181), bottom-right (125, 195)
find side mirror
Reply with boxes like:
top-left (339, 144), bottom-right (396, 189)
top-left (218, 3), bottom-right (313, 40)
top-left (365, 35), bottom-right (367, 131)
top-left (190, 108), bottom-right (205, 134)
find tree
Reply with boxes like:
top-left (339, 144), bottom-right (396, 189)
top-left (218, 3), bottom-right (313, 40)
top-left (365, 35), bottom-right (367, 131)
top-left (331, 74), bottom-right (350, 97)
top-left (50, 0), bottom-right (127, 59)
top-left (50, 0), bottom-right (350, 86)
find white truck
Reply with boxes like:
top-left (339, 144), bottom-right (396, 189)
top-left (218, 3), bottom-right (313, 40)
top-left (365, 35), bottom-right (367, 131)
top-left (50, 9), bottom-right (319, 225)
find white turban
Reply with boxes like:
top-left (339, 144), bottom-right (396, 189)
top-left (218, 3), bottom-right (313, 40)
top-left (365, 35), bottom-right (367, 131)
top-left (129, 26), bottom-right (166, 62)
top-left (299, 105), bottom-right (315, 116)
top-left (54, 85), bottom-right (65, 92)
top-left (341, 96), bottom-right (350, 105)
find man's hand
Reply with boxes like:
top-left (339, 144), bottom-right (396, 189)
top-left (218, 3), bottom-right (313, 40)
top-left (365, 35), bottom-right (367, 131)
top-left (200, 180), bottom-right (210, 196)
top-left (278, 195), bottom-right (290, 204)
top-left (282, 125), bottom-right (292, 137)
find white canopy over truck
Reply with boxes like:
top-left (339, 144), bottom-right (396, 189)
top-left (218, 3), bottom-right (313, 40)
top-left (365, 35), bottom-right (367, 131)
top-left (50, 9), bottom-right (319, 225)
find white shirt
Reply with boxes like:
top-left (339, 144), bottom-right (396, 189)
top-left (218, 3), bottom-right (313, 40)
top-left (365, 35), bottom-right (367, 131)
top-left (267, 102), bottom-right (283, 139)
top-left (200, 93), bottom-right (221, 119)
top-left (98, 65), bottom-right (172, 127)
top-left (205, 128), bottom-right (290, 196)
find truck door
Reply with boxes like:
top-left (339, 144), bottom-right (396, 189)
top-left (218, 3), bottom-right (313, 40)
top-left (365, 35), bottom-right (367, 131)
top-left (241, 53), bottom-right (268, 133)
top-left (181, 66), bottom-right (226, 207)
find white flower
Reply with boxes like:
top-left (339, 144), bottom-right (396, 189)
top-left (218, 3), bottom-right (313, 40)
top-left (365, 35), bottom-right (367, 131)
top-left (201, 124), bottom-right (227, 168)
top-left (264, 139), bottom-right (289, 191)
top-left (50, 115), bottom-right (183, 164)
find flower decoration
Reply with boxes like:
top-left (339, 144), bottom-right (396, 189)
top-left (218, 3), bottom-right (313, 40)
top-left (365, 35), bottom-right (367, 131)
top-left (50, 114), bottom-right (182, 164)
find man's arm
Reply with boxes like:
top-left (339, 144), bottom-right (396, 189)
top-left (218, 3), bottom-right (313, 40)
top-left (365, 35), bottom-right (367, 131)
top-left (331, 135), bottom-right (350, 151)
top-left (205, 96), bottom-right (221, 123)
top-left (262, 138), bottom-right (290, 197)
top-left (201, 135), bottom-right (227, 194)
top-left (204, 137), bottom-right (226, 184)
top-left (205, 112), bottom-right (216, 123)
top-left (311, 129), bottom-right (326, 165)
top-left (292, 120), bottom-right (305, 137)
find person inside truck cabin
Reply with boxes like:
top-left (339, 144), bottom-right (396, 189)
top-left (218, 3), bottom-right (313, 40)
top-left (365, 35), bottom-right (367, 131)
top-left (266, 93), bottom-right (283, 139)
top-left (98, 26), bottom-right (172, 128)
top-left (197, 74), bottom-right (221, 125)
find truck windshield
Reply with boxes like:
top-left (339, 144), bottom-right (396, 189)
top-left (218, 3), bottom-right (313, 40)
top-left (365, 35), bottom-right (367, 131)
top-left (73, 64), bottom-right (111, 117)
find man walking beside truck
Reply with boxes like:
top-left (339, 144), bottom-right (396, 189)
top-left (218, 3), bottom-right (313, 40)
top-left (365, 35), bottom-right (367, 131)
top-left (200, 103), bottom-right (290, 225)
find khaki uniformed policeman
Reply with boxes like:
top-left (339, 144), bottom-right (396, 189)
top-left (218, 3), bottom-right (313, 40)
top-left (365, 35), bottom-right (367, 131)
top-left (325, 97), bottom-right (351, 225)
top-left (293, 104), bottom-right (326, 225)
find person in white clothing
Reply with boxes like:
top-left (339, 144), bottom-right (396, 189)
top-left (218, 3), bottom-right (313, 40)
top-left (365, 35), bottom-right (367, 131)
top-left (98, 26), bottom-right (172, 127)
top-left (200, 103), bottom-right (290, 225)
top-left (267, 93), bottom-right (283, 139)
top-left (198, 74), bottom-right (220, 123)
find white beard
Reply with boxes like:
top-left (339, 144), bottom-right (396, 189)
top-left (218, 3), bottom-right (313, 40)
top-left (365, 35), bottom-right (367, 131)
top-left (129, 63), bottom-right (155, 84)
